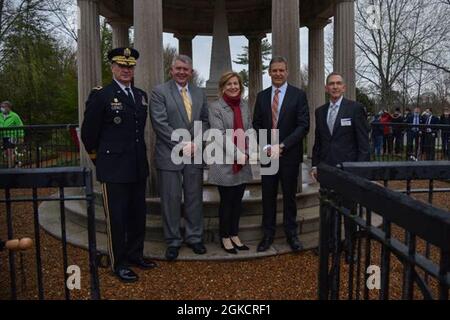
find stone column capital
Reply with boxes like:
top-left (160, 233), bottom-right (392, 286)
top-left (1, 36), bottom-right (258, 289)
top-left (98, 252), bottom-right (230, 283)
top-left (245, 33), bottom-right (266, 41)
top-left (305, 18), bottom-right (331, 30)
top-left (173, 33), bottom-right (196, 41)
top-left (107, 18), bottom-right (132, 28)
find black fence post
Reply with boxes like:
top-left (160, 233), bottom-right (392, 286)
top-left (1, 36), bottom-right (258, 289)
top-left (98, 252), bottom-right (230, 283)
top-left (85, 168), bottom-right (101, 300)
top-left (318, 188), bottom-right (332, 300)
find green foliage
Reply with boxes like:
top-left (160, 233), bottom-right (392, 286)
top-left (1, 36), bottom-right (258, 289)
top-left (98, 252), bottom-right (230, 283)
top-left (100, 20), bottom-right (113, 84)
top-left (0, 4), bottom-right (78, 125)
top-left (0, 4), bottom-right (114, 125)
top-left (356, 88), bottom-right (376, 115)
top-left (234, 39), bottom-right (272, 87)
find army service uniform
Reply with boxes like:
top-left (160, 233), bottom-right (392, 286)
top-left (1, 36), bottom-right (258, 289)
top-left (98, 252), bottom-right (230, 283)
top-left (81, 80), bottom-right (149, 272)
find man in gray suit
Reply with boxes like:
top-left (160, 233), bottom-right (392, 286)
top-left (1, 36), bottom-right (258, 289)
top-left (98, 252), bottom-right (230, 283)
top-left (150, 55), bottom-right (209, 261)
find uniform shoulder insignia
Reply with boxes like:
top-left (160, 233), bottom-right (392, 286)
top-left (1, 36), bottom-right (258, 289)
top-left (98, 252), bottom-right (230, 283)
top-left (92, 86), bottom-right (103, 91)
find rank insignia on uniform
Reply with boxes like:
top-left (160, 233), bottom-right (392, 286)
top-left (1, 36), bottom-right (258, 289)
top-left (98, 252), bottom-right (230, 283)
top-left (111, 98), bottom-right (124, 111)
top-left (93, 86), bottom-right (103, 91)
top-left (113, 116), bottom-right (122, 124)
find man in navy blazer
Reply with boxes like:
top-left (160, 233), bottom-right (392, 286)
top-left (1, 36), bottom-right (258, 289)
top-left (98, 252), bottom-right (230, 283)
top-left (253, 56), bottom-right (310, 252)
top-left (311, 72), bottom-right (370, 261)
top-left (311, 72), bottom-right (370, 175)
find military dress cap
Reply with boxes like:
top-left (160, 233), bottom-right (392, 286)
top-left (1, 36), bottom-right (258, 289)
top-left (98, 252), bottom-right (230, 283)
top-left (107, 47), bottom-right (139, 66)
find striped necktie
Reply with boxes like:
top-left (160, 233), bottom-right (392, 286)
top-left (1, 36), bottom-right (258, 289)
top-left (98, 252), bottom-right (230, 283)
top-left (272, 89), bottom-right (280, 129)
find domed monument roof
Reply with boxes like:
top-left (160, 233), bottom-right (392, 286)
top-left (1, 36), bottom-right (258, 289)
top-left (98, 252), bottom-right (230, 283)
top-left (98, 0), bottom-right (335, 35)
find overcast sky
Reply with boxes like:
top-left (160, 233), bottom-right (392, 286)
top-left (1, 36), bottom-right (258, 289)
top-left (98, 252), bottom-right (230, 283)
top-left (162, 27), bottom-right (329, 88)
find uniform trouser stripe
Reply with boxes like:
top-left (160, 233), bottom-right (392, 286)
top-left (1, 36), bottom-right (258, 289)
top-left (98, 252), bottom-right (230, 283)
top-left (101, 183), bottom-right (115, 272)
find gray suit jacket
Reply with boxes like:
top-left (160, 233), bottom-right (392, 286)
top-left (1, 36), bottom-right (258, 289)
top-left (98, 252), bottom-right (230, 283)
top-left (150, 80), bottom-right (209, 170)
top-left (207, 98), bottom-right (255, 186)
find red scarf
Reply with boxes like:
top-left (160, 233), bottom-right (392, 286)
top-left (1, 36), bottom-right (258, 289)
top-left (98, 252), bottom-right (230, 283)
top-left (223, 94), bottom-right (245, 174)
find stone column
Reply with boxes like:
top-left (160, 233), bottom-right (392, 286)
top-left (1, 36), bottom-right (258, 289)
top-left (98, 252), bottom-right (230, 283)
top-left (334, 0), bottom-right (356, 100)
top-left (246, 33), bottom-right (265, 114)
top-left (271, 0), bottom-right (300, 88)
top-left (134, 0), bottom-right (164, 196)
top-left (77, 0), bottom-right (102, 167)
top-left (109, 20), bottom-right (130, 48)
top-left (307, 19), bottom-right (329, 158)
top-left (175, 33), bottom-right (195, 58)
top-left (272, 0), bottom-right (302, 191)
top-left (205, 0), bottom-right (232, 101)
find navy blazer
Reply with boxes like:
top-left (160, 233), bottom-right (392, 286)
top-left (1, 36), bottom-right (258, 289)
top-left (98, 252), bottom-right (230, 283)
top-left (252, 84), bottom-right (310, 165)
top-left (312, 98), bottom-right (370, 167)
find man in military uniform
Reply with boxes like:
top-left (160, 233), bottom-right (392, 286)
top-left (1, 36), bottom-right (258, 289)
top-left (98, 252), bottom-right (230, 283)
top-left (81, 47), bottom-right (157, 283)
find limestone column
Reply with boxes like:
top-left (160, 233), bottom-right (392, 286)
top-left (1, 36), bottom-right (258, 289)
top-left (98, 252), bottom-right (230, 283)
top-left (246, 33), bottom-right (265, 114)
top-left (334, 0), bottom-right (356, 100)
top-left (134, 0), bottom-right (163, 195)
top-left (109, 20), bottom-right (130, 48)
top-left (272, 0), bottom-right (302, 191)
top-left (205, 0), bottom-right (232, 101)
top-left (307, 19), bottom-right (329, 158)
top-left (271, 0), bottom-right (300, 88)
top-left (77, 0), bottom-right (102, 167)
top-left (175, 34), bottom-right (195, 58)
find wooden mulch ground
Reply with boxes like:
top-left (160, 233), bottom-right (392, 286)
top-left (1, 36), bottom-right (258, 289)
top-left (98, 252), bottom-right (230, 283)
top-left (1, 180), bottom-right (449, 300)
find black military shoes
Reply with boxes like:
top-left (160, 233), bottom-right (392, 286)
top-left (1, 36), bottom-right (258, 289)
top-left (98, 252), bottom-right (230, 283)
top-left (129, 258), bottom-right (157, 270)
top-left (115, 267), bottom-right (138, 283)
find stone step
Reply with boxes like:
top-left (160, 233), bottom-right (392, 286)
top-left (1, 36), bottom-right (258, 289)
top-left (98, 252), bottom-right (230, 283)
top-left (60, 190), bottom-right (320, 243)
top-left (39, 199), bottom-right (383, 261)
top-left (39, 199), bottom-right (321, 261)
top-left (147, 183), bottom-right (320, 216)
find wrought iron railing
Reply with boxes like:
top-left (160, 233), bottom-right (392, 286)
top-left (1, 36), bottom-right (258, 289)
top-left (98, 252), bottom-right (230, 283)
top-left (0, 125), bottom-right (80, 169)
top-left (0, 167), bottom-right (100, 300)
top-left (318, 161), bottom-right (450, 300)
top-left (370, 122), bottom-right (450, 161)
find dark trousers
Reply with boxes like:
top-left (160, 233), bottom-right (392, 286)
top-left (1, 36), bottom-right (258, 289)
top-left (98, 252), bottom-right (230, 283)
top-left (383, 134), bottom-right (394, 154)
top-left (393, 132), bottom-right (404, 154)
top-left (407, 132), bottom-right (420, 157)
top-left (217, 184), bottom-right (246, 238)
top-left (261, 164), bottom-right (299, 238)
top-left (101, 180), bottom-right (147, 271)
top-left (422, 133), bottom-right (436, 160)
top-left (442, 133), bottom-right (449, 159)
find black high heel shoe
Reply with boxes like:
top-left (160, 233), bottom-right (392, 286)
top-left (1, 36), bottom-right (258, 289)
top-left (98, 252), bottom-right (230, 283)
top-left (221, 240), bottom-right (237, 254)
top-left (230, 238), bottom-right (250, 251)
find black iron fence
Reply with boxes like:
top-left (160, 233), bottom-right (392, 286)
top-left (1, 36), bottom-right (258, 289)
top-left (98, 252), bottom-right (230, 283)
top-left (0, 167), bottom-right (100, 300)
top-left (0, 125), bottom-right (80, 169)
top-left (370, 122), bottom-right (450, 161)
top-left (318, 161), bottom-right (450, 300)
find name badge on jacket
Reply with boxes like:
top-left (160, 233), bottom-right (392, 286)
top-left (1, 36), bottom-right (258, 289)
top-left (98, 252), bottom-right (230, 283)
top-left (341, 118), bottom-right (352, 126)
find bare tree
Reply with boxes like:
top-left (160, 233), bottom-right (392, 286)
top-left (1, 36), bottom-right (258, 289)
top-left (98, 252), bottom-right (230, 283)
top-left (355, 0), bottom-right (450, 110)
top-left (46, 0), bottom-right (78, 42)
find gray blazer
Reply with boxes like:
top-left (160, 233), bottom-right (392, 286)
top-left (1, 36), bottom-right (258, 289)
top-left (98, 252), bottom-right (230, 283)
top-left (150, 79), bottom-right (209, 171)
top-left (207, 98), bottom-right (255, 186)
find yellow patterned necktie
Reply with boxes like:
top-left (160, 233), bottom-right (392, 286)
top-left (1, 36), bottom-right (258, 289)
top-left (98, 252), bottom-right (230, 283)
top-left (181, 87), bottom-right (192, 122)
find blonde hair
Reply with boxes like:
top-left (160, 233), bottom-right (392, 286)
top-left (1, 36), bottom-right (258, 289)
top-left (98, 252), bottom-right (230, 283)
top-left (218, 71), bottom-right (244, 97)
